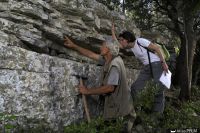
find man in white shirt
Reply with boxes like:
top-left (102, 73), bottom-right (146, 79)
top-left (112, 24), bottom-right (168, 113)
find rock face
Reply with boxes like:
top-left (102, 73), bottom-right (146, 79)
top-left (0, 0), bottom-right (141, 130)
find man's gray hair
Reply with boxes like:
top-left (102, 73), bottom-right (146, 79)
top-left (104, 37), bottom-right (120, 56)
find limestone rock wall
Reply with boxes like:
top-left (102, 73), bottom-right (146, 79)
top-left (0, 0), bottom-right (141, 130)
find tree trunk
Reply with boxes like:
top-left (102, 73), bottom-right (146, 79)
top-left (173, 38), bottom-right (186, 86)
top-left (179, 14), bottom-right (190, 100)
top-left (174, 37), bottom-right (190, 100)
top-left (175, 9), bottom-right (197, 101)
top-left (122, 0), bottom-right (125, 14)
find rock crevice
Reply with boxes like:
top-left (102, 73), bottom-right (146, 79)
top-left (0, 0), bottom-right (141, 130)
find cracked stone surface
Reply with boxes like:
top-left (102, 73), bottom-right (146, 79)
top-left (0, 0), bottom-right (141, 130)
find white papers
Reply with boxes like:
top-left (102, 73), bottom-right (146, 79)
top-left (159, 70), bottom-right (172, 89)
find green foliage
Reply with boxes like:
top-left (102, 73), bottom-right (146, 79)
top-left (133, 81), bottom-right (164, 132)
top-left (96, 0), bottom-right (121, 11)
top-left (64, 117), bottom-right (124, 133)
top-left (134, 82), bottom-right (200, 133)
top-left (191, 86), bottom-right (200, 100)
top-left (125, 0), bottom-right (154, 30)
top-left (134, 81), bottom-right (159, 113)
top-left (0, 114), bottom-right (54, 133)
top-left (0, 113), bottom-right (17, 132)
top-left (174, 45), bottom-right (180, 56)
top-left (163, 100), bottom-right (200, 128)
top-left (134, 84), bottom-right (200, 131)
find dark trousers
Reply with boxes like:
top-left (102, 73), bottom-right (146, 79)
top-left (131, 61), bottom-right (166, 113)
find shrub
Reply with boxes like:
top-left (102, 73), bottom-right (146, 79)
top-left (64, 117), bottom-right (124, 133)
top-left (132, 82), bottom-right (200, 132)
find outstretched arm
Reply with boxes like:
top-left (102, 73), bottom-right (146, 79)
top-left (111, 21), bottom-right (123, 49)
top-left (111, 21), bottom-right (117, 41)
top-left (64, 36), bottom-right (100, 61)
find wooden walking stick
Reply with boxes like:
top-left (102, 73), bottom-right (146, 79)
top-left (79, 77), bottom-right (91, 123)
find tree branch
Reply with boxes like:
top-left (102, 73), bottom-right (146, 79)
top-left (154, 0), bottom-right (183, 32)
top-left (155, 21), bottom-right (183, 37)
top-left (154, 0), bottom-right (168, 12)
top-left (149, 23), bottom-right (163, 28)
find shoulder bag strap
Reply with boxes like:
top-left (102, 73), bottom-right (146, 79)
top-left (137, 41), bottom-right (154, 78)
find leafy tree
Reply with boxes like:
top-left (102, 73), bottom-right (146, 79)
top-left (123, 0), bottom-right (200, 100)
top-left (96, 0), bottom-right (121, 11)
top-left (125, 0), bottom-right (154, 31)
top-left (98, 0), bottom-right (200, 100)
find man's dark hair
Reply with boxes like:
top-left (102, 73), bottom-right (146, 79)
top-left (119, 31), bottom-right (136, 43)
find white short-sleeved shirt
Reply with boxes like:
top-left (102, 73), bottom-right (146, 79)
top-left (131, 38), bottom-right (160, 65)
